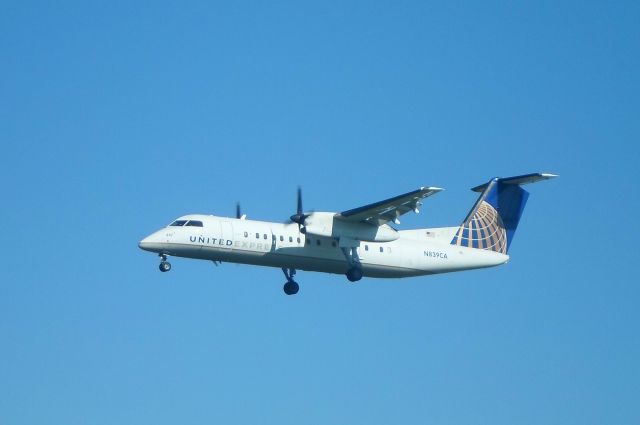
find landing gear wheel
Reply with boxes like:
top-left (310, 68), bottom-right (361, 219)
top-left (283, 281), bottom-right (299, 295)
top-left (346, 267), bottom-right (363, 282)
top-left (159, 261), bottom-right (171, 272)
top-left (281, 268), bottom-right (299, 295)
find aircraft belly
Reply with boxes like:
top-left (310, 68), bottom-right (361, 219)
top-left (195, 245), bottom-right (424, 278)
top-left (164, 244), bottom-right (202, 258)
top-left (161, 238), bottom-right (506, 279)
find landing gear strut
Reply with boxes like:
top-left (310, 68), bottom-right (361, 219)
top-left (282, 268), bottom-right (299, 295)
top-left (159, 254), bottom-right (171, 272)
top-left (341, 246), bottom-right (363, 282)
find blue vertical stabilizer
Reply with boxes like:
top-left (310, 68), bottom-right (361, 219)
top-left (451, 173), bottom-right (556, 254)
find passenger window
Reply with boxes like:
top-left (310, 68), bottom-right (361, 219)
top-left (280, 235), bottom-right (284, 242)
top-left (297, 237), bottom-right (300, 243)
top-left (306, 238), bottom-right (311, 245)
top-left (186, 220), bottom-right (203, 227)
top-left (379, 246), bottom-right (384, 252)
top-left (316, 239), bottom-right (321, 246)
top-left (256, 233), bottom-right (260, 239)
top-left (289, 236), bottom-right (293, 243)
top-left (170, 220), bottom-right (187, 227)
top-left (244, 231), bottom-right (248, 238)
top-left (263, 234), bottom-right (267, 240)
top-left (365, 245), bottom-right (369, 251)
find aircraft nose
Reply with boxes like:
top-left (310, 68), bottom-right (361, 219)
top-left (139, 230), bottom-right (168, 253)
top-left (138, 234), bottom-right (159, 252)
top-left (138, 236), bottom-right (150, 250)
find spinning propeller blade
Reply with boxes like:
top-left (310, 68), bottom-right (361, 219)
top-left (289, 186), bottom-right (308, 231)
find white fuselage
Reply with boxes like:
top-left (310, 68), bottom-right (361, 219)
top-left (139, 214), bottom-right (509, 278)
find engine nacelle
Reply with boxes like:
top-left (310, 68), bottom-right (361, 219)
top-left (302, 212), bottom-right (399, 242)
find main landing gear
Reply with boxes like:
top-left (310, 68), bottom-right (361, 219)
top-left (341, 246), bottom-right (363, 282)
top-left (282, 268), bottom-right (299, 295)
top-left (346, 267), bottom-right (363, 282)
top-left (159, 254), bottom-right (171, 272)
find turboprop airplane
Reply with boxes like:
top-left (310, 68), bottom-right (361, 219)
top-left (139, 173), bottom-right (557, 295)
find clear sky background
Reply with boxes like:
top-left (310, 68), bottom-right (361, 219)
top-left (1, 1), bottom-right (639, 424)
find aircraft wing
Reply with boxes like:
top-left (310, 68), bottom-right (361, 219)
top-left (337, 187), bottom-right (443, 226)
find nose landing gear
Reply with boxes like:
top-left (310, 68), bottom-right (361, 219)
top-left (282, 268), bottom-right (299, 295)
top-left (159, 254), bottom-right (171, 272)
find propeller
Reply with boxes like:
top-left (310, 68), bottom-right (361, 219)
top-left (236, 202), bottom-right (246, 220)
top-left (289, 186), bottom-right (309, 232)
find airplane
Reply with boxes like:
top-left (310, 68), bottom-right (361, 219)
top-left (139, 173), bottom-right (557, 295)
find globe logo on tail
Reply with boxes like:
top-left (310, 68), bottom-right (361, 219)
top-left (451, 201), bottom-right (507, 254)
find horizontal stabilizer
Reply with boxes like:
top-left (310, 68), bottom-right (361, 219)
top-left (471, 173), bottom-right (558, 192)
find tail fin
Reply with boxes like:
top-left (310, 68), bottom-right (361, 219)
top-left (451, 173), bottom-right (557, 254)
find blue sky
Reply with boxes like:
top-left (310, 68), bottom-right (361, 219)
top-left (1, 1), bottom-right (639, 424)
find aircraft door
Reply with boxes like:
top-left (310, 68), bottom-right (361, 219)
top-left (270, 227), bottom-right (277, 252)
top-left (356, 245), bottom-right (366, 262)
top-left (220, 221), bottom-right (234, 249)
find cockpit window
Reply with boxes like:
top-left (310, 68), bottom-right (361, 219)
top-left (170, 220), bottom-right (188, 227)
top-left (185, 220), bottom-right (203, 227)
